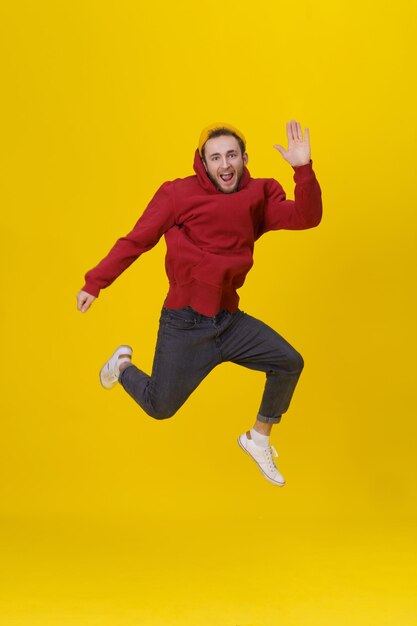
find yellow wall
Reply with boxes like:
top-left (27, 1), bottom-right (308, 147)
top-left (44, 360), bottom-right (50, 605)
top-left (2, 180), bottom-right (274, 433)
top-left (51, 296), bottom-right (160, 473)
top-left (1, 0), bottom-right (416, 525)
top-left (1, 2), bottom-right (416, 624)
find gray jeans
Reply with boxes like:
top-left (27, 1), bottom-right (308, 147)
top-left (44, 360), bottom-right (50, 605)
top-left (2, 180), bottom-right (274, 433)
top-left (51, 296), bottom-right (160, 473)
top-left (119, 307), bottom-right (304, 424)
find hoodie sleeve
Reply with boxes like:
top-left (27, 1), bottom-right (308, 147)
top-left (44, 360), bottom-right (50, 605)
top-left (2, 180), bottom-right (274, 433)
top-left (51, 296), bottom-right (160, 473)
top-left (82, 182), bottom-right (176, 297)
top-left (258, 161), bottom-right (322, 236)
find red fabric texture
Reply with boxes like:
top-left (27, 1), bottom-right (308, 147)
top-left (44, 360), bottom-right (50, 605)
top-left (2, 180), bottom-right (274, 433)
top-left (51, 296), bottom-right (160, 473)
top-left (82, 149), bottom-right (322, 316)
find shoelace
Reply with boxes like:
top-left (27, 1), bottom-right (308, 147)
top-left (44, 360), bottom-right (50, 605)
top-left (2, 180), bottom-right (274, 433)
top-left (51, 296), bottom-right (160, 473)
top-left (263, 445), bottom-right (279, 472)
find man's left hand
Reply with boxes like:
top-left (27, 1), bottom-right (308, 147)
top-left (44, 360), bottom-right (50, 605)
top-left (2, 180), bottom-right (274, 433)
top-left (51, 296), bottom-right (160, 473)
top-left (274, 120), bottom-right (311, 167)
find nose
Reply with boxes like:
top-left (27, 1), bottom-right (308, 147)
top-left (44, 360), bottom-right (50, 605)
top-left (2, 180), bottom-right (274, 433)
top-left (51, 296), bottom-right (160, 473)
top-left (220, 155), bottom-right (230, 169)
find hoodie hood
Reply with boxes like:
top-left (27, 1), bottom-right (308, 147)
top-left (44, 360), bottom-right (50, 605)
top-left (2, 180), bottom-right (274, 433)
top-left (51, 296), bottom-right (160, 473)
top-left (193, 149), bottom-right (251, 194)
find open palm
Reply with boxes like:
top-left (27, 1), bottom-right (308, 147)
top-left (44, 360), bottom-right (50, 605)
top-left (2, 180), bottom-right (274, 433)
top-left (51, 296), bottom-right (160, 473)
top-left (274, 120), bottom-right (311, 167)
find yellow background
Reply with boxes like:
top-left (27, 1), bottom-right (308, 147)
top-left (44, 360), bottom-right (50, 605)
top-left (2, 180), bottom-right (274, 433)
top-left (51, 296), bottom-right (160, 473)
top-left (1, 0), bottom-right (416, 624)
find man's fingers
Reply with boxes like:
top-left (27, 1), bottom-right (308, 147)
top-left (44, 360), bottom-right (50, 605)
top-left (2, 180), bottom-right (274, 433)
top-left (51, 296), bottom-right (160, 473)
top-left (292, 120), bottom-right (299, 142)
top-left (286, 120), bottom-right (305, 143)
top-left (304, 127), bottom-right (310, 145)
top-left (77, 291), bottom-right (95, 313)
top-left (273, 144), bottom-right (286, 157)
top-left (286, 121), bottom-right (292, 144)
top-left (289, 119), bottom-right (302, 142)
top-left (81, 299), bottom-right (89, 313)
top-left (81, 296), bottom-right (93, 313)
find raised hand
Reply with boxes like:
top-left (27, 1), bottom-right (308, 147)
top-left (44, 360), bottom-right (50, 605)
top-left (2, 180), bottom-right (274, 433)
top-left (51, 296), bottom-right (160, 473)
top-left (273, 120), bottom-right (311, 167)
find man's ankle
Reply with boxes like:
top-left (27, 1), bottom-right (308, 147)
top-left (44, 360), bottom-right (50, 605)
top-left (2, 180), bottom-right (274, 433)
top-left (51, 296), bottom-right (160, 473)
top-left (118, 356), bottom-right (132, 374)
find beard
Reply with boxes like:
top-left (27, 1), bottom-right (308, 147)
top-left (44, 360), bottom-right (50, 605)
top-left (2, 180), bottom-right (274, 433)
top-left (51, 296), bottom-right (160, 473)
top-left (206, 169), bottom-right (243, 194)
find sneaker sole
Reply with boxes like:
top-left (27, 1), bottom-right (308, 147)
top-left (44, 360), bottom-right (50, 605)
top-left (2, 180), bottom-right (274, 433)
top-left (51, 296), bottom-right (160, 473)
top-left (237, 436), bottom-right (285, 487)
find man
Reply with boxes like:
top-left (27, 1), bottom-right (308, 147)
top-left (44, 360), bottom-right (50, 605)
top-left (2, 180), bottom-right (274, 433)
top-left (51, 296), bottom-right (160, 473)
top-left (77, 120), bottom-right (322, 486)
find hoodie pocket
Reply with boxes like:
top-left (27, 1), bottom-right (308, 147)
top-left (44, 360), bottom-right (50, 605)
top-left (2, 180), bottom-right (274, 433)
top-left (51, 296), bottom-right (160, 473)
top-left (172, 250), bottom-right (206, 287)
top-left (191, 252), bottom-right (252, 288)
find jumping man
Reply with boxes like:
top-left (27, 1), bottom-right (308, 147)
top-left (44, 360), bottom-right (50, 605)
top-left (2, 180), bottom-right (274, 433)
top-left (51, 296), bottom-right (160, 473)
top-left (77, 120), bottom-right (322, 486)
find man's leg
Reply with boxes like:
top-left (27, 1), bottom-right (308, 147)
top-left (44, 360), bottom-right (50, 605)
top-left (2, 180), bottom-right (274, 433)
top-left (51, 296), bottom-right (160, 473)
top-left (116, 308), bottom-right (221, 420)
top-left (221, 310), bottom-right (304, 420)
top-left (219, 310), bottom-right (304, 485)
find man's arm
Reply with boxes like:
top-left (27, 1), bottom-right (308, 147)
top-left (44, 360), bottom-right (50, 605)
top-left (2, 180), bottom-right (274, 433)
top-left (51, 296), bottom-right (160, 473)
top-left (77, 181), bottom-right (176, 312)
top-left (258, 120), bottom-right (322, 235)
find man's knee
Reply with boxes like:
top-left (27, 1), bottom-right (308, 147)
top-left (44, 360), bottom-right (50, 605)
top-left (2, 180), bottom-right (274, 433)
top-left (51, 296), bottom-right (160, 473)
top-left (278, 347), bottom-right (304, 376)
top-left (291, 350), bottom-right (304, 375)
top-left (146, 402), bottom-right (178, 420)
top-left (267, 348), bottom-right (303, 379)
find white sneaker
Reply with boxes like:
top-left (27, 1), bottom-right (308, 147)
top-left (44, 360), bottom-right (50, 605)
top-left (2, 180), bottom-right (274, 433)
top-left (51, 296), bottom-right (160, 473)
top-left (99, 345), bottom-right (133, 389)
top-left (237, 431), bottom-right (285, 486)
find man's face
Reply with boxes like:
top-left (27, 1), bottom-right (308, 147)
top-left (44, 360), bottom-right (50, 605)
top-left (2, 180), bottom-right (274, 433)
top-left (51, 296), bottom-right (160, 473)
top-left (203, 135), bottom-right (248, 194)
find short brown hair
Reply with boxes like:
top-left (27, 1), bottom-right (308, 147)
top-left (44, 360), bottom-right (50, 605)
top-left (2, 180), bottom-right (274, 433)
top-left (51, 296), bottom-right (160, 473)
top-left (201, 128), bottom-right (246, 162)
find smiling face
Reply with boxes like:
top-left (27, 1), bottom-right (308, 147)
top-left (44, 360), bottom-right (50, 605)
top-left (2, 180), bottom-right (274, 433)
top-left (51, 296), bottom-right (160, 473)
top-left (202, 134), bottom-right (248, 194)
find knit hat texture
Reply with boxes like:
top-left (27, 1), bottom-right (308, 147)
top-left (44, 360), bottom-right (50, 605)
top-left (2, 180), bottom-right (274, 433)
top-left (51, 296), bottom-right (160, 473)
top-left (198, 122), bottom-right (246, 155)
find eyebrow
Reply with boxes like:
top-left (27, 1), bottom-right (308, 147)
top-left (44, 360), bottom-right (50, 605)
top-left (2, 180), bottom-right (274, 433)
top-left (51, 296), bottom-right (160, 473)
top-left (209, 150), bottom-right (238, 158)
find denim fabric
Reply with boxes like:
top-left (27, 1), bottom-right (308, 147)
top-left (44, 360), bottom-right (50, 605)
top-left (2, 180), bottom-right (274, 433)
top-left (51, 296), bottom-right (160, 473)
top-left (119, 307), bottom-right (304, 424)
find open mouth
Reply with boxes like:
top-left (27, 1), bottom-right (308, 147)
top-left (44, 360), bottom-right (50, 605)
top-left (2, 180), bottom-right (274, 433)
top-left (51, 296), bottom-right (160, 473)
top-left (220, 173), bottom-right (234, 183)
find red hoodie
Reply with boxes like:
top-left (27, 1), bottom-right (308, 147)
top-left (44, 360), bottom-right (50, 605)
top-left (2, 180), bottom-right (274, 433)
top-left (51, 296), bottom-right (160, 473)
top-left (82, 149), bottom-right (322, 316)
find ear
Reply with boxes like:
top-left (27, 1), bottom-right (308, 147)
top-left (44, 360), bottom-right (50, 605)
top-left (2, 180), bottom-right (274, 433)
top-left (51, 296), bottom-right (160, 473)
top-left (243, 152), bottom-right (249, 166)
top-left (202, 158), bottom-right (208, 172)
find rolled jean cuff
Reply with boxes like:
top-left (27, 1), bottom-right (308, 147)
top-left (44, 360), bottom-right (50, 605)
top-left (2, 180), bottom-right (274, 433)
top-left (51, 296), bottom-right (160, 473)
top-left (257, 412), bottom-right (282, 425)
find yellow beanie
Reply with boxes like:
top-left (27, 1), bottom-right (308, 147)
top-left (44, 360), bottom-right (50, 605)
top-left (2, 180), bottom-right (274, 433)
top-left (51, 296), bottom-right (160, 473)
top-left (198, 122), bottom-right (246, 156)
